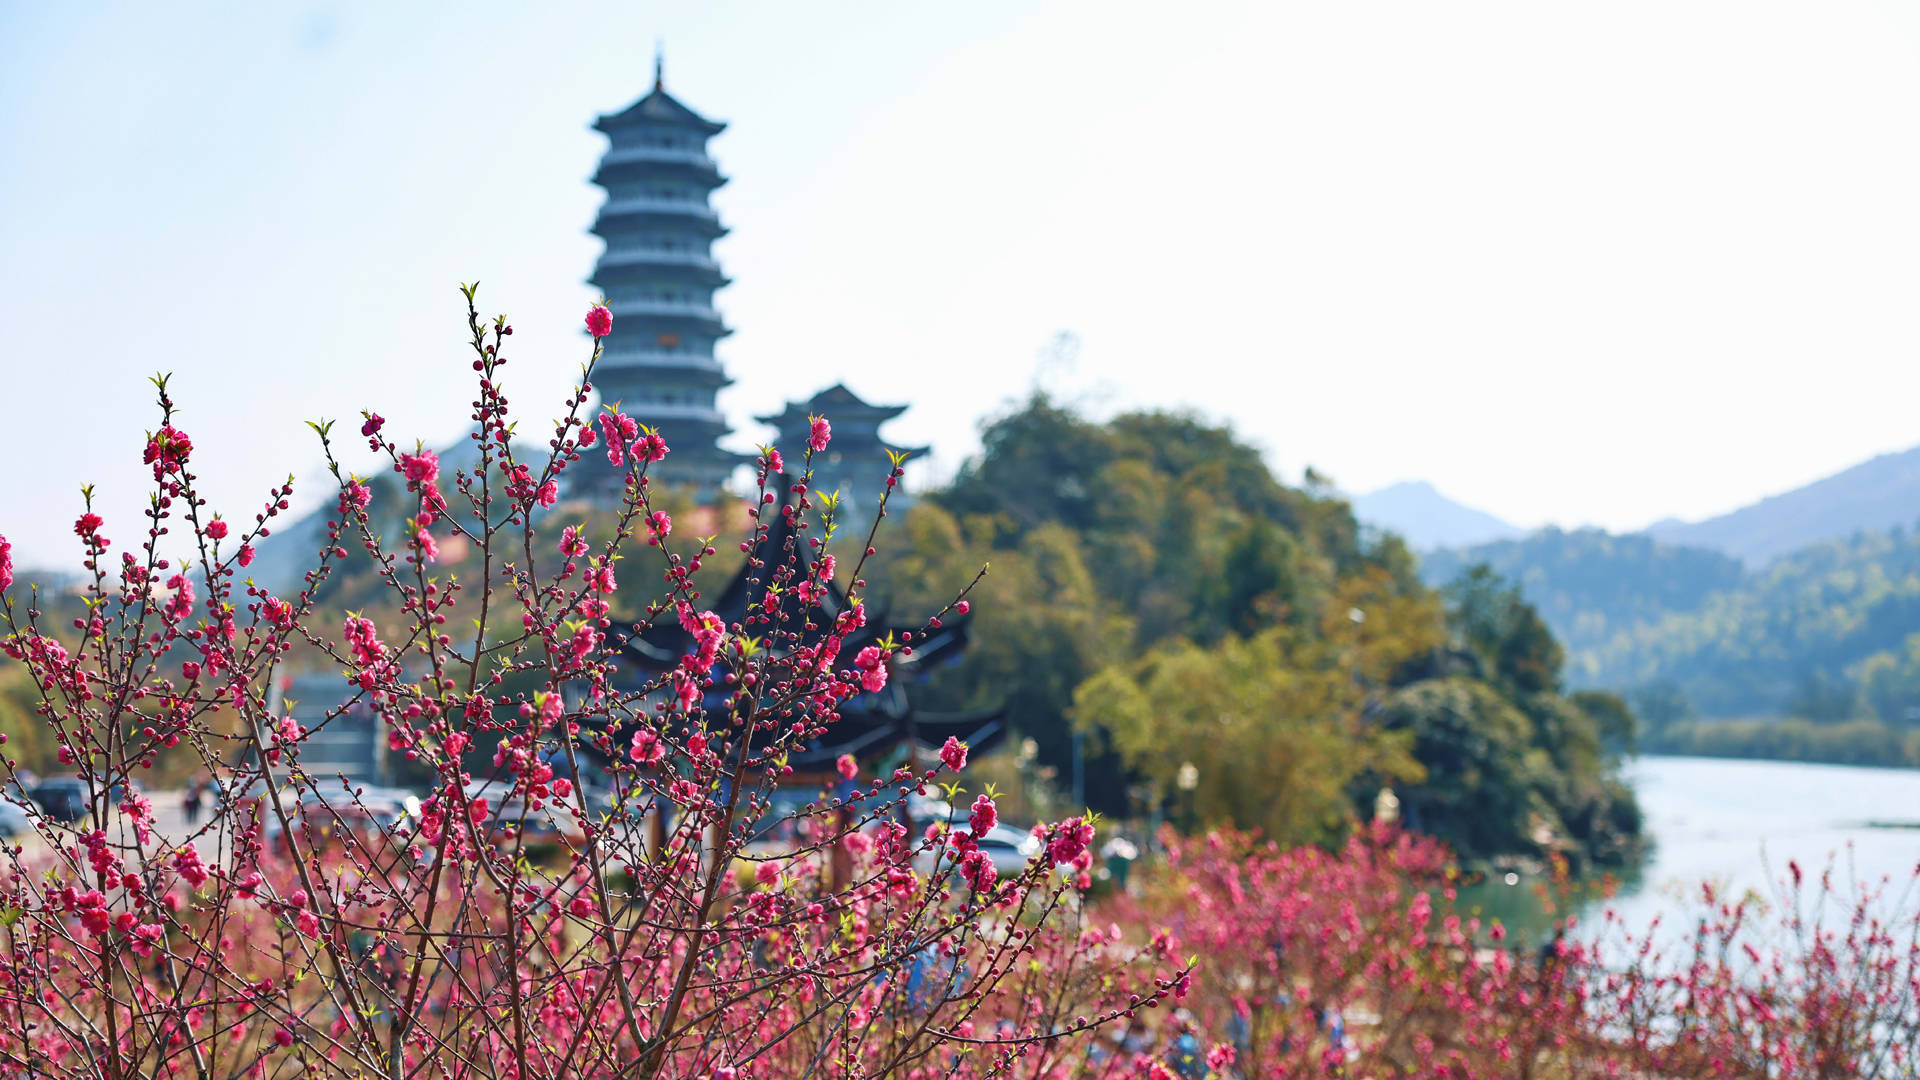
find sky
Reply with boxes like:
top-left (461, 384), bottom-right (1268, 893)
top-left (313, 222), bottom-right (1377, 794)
top-left (6, 1), bottom-right (1920, 568)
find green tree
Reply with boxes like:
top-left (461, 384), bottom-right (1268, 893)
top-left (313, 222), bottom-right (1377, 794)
top-left (1074, 628), bottom-right (1422, 847)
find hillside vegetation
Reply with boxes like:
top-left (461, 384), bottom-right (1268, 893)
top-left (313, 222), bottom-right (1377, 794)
top-left (1423, 523), bottom-right (1920, 765)
top-left (872, 395), bottom-right (1642, 867)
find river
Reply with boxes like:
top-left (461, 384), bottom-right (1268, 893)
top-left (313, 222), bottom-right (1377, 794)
top-left (1594, 754), bottom-right (1920, 936)
top-left (1461, 755), bottom-right (1920, 949)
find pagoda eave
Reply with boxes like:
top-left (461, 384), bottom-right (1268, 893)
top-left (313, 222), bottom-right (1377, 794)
top-left (592, 213), bottom-right (729, 239)
top-left (590, 265), bottom-right (730, 289)
top-left (757, 403), bottom-right (911, 428)
top-left (593, 105), bottom-right (726, 137)
top-left (594, 162), bottom-right (726, 187)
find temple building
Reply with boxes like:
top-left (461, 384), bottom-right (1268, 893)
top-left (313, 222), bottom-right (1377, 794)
top-left (609, 484), bottom-right (1004, 779)
top-left (576, 58), bottom-right (751, 498)
top-left (759, 384), bottom-right (929, 523)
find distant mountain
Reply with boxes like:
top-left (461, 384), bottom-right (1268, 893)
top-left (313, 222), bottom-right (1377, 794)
top-left (1419, 528), bottom-right (1745, 687)
top-left (1350, 481), bottom-right (1525, 551)
top-left (1646, 445), bottom-right (1920, 566)
top-left (244, 437), bottom-right (546, 594)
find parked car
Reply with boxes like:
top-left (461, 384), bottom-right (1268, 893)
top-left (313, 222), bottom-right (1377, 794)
top-left (462, 779), bottom-right (587, 848)
top-left (267, 787), bottom-right (421, 855)
top-left (906, 798), bottom-right (1042, 877)
top-left (29, 777), bottom-right (90, 823)
top-left (0, 799), bottom-right (32, 837)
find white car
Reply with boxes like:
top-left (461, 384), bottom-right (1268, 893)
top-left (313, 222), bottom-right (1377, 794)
top-left (0, 799), bottom-right (32, 838)
top-left (908, 804), bottom-right (1043, 878)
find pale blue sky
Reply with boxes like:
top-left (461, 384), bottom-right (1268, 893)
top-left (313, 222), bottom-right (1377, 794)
top-left (6, 2), bottom-right (1920, 567)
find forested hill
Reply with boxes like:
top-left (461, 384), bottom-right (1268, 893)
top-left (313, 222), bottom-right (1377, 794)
top-left (872, 394), bottom-right (1643, 869)
top-left (1419, 523), bottom-right (1920, 763)
top-left (1418, 528), bottom-right (1745, 685)
top-left (1646, 443), bottom-right (1920, 566)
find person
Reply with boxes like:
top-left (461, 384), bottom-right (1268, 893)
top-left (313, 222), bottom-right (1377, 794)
top-left (1167, 1010), bottom-right (1205, 1079)
top-left (182, 780), bottom-right (203, 827)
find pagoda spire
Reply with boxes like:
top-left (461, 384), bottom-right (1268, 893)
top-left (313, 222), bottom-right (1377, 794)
top-left (653, 43), bottom-right (664, 91)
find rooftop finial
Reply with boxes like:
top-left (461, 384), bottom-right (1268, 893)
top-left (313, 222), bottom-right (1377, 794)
top-left (654, 41), bottom-right (664, 91)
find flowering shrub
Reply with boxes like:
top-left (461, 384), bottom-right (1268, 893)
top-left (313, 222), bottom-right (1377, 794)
top-left (1107, 826), bottom-right (1920, 1079)
top-left (1112, 825), bottom-right (1586, 1077)
top-left (1579, 859), bottom-right (1920, 1078)
top-left (0, 288), bottom-right (1184, 1079)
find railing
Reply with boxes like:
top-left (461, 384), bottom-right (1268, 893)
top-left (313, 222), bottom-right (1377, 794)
top-left (598, 350), bottom-right (722, 367)
top-left (605, 300), bottom-right (723, 320)
top-left (617, 401), bottom-right (725, 422)
top-left (598, 198), bottom-right (719, 220)
top-left (600, 147), bottom-right (718, 169)
top-left (596, 248), bottom-right (720, 270)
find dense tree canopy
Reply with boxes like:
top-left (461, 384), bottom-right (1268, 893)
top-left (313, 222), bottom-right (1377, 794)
top-left (877, 394), bottom-right (1642, 866)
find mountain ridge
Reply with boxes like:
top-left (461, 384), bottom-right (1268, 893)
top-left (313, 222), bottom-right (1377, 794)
top-left (1348, 480), bottom-right (1525, 550)
top-left (1644, 444), bottom-right (1920, 566)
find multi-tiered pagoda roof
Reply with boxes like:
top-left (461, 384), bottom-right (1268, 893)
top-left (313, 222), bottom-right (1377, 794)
top-left (576, 58), bottom-right (752, 498)
top-left (759, 384), bottom-right (929, 524)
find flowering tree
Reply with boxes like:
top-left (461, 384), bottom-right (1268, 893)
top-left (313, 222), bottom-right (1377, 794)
top-left (0, 288), bottom-right (1184, 1079)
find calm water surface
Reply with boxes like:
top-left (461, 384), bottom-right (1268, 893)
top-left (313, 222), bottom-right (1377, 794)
top-left (1590, 755), bottom-right (1920, 941)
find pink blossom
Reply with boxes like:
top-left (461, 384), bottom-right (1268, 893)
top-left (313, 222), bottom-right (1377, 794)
top-left (960, 848), bottom-right (997, 892)
top-left (121, 792), bottom-right (155, 846)
top-left (398, 449), bottom-right (440, 490)
top-left (765, 447), bottom-right (784, 473)
top-left (598, 413), bottom-right (639, 466)
top-left (853, 645), bottom-right (888, 694)
top-left (143, 425), bottom-right (193, 480)
top-left (585, 303), bottom-right (613, 338)
top-left (238, 543), bottom-right (256, 567)
top-left (205, 519), bottom-right (228, 540)
top-left (809, 416), bottom-right (832, 452)
top-left (634, 430), bottom-right (669, 463)
top-left (129, 923), bottom-right (165, 958)
top-left (536, 479), bottom-right (558, 507)
top-left (175, 846), bottom-right (209, 888)
top-left (969, 794), bottom-right (997, 837)
top-left (647, 510), bottom-right (672, 544)
top-left (360, 413), bottom-right (385, 437)
top-left (0, 534), bottom-right (11, 593)
top-left (939, 735), bottom-right (968, 772)
top-left (1047, 817), bottom-right (1094, 867)
top-left (836, 754), bottom-right (858, 781)
top-left (559, 525), bottom-right (589, 558)
top-left (630, 728), bottom-right (665, 765)
top-left (587, 561), bottom-right (617, 594)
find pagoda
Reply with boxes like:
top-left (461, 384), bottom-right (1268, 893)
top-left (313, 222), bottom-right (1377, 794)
top-left (576, 56), bottom-right (751, 498)
top-left (759, 384), bottom-right (929, 523)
